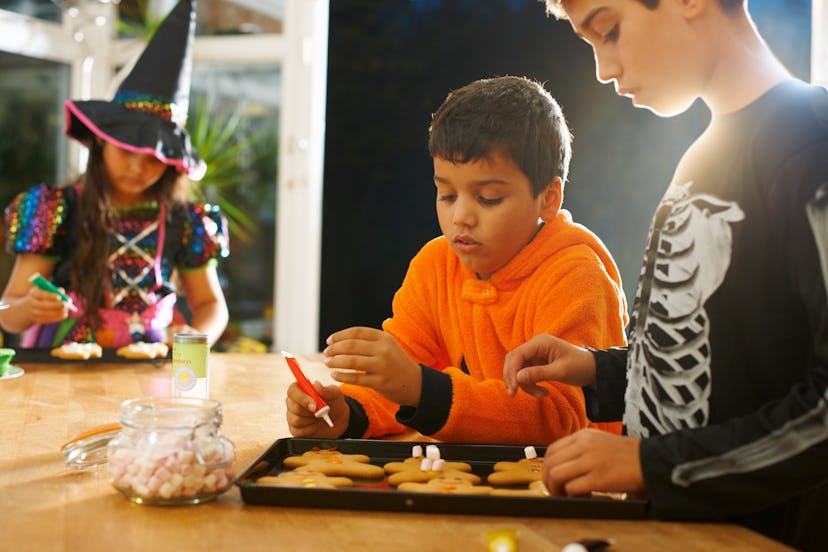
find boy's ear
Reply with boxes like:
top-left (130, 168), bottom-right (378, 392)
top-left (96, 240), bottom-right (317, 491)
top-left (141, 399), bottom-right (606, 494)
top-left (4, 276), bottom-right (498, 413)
top-left (539, 177), bottom-right (563, 221)
top-left (678, 0), bottom-right (708, 19)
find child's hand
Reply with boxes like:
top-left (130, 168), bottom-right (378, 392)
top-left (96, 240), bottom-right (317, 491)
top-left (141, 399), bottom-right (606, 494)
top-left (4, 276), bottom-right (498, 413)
top-left (166, 324), bottom-right (200, 344)
top-left (285, 380), bottom-right (349, 438)
top-left (324, 326), bottom-right (422, 407)
top-left (26, 286), bottom-right (70, 324)
top-left (503, 334), bottom-right (597, 398)
top-left (542, 429), bottom-right (645, 497)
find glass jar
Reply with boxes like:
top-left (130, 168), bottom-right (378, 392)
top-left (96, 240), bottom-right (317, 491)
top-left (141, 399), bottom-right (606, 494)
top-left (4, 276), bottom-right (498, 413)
top-left (107, 397), bottom-right (235, 505)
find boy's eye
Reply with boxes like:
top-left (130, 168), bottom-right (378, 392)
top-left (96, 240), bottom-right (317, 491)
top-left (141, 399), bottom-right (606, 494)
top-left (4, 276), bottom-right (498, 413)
top-left (479, 196), bottom-right (503, 206)
top-left (603, 25), bottom-right (619, 44)
top-left (438, 193), bottom-right (456, 203)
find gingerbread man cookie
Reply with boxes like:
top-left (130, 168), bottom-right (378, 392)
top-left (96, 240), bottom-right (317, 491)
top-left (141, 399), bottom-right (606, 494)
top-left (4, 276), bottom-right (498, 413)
top-left (282, 448), bottom-right (385, 479)
top-left (487, 446), bottom-right (543, 486)
top-left (51, 342), bottom-right (103, 360)
top-left (257, 469), bottom-right (353, 489)
top-left (397, 477), bottom-right (494, 495)
top-left (384, 445), bottom-right (480, 486)
top-left (490, 480), bottom-right (551, 497)
top-left (116, 341), bottom-right (169, 360)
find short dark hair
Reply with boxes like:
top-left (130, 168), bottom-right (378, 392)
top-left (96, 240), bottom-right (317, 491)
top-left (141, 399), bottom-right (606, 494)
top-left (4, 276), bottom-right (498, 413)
top-left (544, 0), bottom-right (745, 19)
top-left (428, 76), bottom-right (572, 197)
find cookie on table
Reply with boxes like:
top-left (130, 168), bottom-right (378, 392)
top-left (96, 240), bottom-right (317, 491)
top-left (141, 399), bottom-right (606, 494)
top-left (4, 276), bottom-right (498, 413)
top-left (384, 444), bottom-right (473, 475)
top-left (116, 341), bottom-right (169, 360)
top-left (490, 480), bottom-right (551, 497)
top-left (282, 448), bottom-right (385, 479)
top-left (256, 469), bottom-right (353, 489)
top-left (385, 445), bottom-right (480, 486)
top-left (397, 477), bottom-right (494, 495)
top-left (51, 342), bottom-right (103, 360)
top-left (487, 446), bottom-right (543, 486)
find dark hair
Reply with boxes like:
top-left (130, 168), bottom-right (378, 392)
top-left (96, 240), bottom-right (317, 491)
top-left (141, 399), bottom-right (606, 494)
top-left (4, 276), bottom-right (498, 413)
top-left (428, 76), bottom-right (572, 197)
top-left (72, 139), bottom-right (188, 326)
top-left (544, 0), bottom-right (745, 19)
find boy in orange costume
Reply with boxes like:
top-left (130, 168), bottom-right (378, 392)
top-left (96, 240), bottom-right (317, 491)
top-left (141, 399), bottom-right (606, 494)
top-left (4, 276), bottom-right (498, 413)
top-left (287, 76), bottom-right (627, 444)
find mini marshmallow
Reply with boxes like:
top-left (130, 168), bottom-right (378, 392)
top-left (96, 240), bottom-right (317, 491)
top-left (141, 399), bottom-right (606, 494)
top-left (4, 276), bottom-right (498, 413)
top-left (420, 458), bottom-right (433, 471)
top-left (412, 445), bottom-right (423, 458)
top-left (432, 459), bottom-right (445, 472)
top-left (524, 446), bottom-right (538, 460)
top-left (425, 444), bottom-right (440, 460)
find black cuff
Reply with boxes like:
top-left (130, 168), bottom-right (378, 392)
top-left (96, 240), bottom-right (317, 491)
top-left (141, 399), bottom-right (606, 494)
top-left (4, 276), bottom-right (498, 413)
top-left (396, 364), bottom-right (452, 436)
top-left (585, 347), bottom-right (628, 422)
top-left (340, 395), bottom-right (369, 438)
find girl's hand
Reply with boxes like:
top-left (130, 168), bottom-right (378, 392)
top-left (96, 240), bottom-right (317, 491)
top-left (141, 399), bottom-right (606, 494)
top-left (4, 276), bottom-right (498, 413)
top-left (542, 429), bottom-right (646, 497)
top-left (26, 286), bottom-right (70, 325)
top-left (286, 381), bottom-right (350, 438)
top-left (323, 326), bottom-right (422, 407)
top-left (503, 334), bottom-right (598, 398)
top-left (166, 324), bottom-right (200, 344)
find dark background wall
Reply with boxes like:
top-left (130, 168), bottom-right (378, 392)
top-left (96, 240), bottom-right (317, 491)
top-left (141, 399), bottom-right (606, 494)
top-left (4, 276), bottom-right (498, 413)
top-left (319, 0), bottom-right (812, 350)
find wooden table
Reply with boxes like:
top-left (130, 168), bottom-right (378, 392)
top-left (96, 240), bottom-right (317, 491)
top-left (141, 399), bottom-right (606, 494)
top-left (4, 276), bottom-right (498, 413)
top-left (0, 353), bottom-right (791, 551)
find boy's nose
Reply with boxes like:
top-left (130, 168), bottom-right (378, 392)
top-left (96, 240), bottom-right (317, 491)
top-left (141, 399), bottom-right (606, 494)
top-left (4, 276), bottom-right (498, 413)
top-left (594, 50), bottom-right (620, 85)
top-left (452, 198), bottom-right (476, 227)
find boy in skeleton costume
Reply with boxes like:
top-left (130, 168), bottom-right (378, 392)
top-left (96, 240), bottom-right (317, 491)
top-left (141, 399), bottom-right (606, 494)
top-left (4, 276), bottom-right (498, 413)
top-left (503, 1), bottom-right (828, 549)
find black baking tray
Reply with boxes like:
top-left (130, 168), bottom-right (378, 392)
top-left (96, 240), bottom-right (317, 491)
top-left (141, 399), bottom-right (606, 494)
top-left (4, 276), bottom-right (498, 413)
top-left (11, 347), bottom-right (171, 364)
top-left (236, 438), bottom-right (649, 519)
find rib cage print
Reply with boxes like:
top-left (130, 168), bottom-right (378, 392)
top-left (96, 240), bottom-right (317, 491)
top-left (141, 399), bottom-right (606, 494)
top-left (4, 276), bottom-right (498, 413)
top-left (625, 182), bottom-right (745, 437)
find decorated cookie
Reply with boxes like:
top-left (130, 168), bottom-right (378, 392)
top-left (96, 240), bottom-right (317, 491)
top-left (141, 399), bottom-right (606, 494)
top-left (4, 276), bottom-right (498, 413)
top-left (256, 470), bottom-right (353, 489)
top-left (383, 444), bottom-right (473, 475)
top-left (397, 477), bottom-right (494, 495)
top-left (116, 341), bottom-right (170, 360)
top-left (51, 342), bottom-right (103, 360)
top-left (282, 448), bottom-right (385, 479)
top-left (490, 480), bottom-right (551, 497)
top-left (487, 446), bottom-right (543, 486)
top-left (384, 445), bottom-right (480, 486)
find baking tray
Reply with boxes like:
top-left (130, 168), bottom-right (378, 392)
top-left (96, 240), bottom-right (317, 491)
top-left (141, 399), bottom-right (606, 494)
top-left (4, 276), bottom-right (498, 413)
top-left (11, 347), bottom-right (171, 364)
top-left (236, 438), bottom-right (649, 519)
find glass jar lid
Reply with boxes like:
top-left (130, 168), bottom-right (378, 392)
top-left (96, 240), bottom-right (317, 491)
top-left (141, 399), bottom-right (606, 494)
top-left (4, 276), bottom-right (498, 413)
top-left (119, 396), bottom-right (223, 429)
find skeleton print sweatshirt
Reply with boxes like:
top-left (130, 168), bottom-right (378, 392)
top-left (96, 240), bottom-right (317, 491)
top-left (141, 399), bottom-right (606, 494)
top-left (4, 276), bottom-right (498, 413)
top-left (587, 80), bottom-right (828, 549)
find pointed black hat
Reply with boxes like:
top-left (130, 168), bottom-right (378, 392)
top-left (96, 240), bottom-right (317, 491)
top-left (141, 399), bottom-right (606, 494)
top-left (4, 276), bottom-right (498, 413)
top-left (64, 0), bottom-right (205, 180)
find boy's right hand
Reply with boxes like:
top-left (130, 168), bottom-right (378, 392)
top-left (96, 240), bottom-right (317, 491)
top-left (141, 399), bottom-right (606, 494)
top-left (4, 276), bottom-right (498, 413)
top-left (503, 334), bottom-right (597, 398)
top-left (285, 380), bottom-right (350, 438)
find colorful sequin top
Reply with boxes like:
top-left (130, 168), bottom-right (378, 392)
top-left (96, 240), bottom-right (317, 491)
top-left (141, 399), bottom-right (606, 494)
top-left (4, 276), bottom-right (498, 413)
top-left (3, 182), bottom-right (228, 348)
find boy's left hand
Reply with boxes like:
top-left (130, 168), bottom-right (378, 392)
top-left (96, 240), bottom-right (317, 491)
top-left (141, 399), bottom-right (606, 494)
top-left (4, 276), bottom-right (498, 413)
top-left (323, 326), bottom-right (422, 407)
top-left (543, 428), bottom-right (646, 497)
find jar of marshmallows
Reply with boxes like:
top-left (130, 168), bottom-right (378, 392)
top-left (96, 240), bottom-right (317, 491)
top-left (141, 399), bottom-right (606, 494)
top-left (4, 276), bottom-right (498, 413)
top-left (107, 396), bottom-right (235, 505)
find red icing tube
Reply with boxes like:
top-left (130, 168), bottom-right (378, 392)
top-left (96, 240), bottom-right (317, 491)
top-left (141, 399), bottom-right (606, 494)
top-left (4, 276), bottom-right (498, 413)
top-left (282, 350), bottom-right (334, 427)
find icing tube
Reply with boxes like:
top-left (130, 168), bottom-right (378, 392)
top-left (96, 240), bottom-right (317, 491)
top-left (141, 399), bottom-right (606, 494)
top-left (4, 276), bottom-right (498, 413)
top-left (486, 529), bottom-right (517, 552)
top-left (282, 350), bottom-right (334, 427)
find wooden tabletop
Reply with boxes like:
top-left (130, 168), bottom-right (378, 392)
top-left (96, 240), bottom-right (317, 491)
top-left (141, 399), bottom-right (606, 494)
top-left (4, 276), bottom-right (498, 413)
top-left (0, 352), bottom-right (791, 552)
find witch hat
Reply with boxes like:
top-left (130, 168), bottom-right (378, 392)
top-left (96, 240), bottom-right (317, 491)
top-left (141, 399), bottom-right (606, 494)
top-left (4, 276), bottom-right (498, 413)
top-left (64, 0), bottom-right (206, 180)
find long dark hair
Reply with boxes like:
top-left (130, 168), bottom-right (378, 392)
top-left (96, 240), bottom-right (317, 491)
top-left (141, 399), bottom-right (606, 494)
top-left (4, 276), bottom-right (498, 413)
top-left (71, 139), bottom-right (189, 326)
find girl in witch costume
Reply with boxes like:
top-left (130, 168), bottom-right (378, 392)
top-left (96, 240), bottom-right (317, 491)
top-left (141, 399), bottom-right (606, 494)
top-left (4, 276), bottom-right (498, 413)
top-left (0, 0), bottom-right (229, 349)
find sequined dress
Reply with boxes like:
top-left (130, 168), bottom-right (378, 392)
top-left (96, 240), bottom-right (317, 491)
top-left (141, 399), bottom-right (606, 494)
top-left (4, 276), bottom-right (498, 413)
top-left (3, 182), bottom-right (227, 348)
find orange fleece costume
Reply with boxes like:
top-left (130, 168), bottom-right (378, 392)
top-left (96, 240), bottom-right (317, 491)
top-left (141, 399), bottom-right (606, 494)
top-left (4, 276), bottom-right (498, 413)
top-left (340, 210), bottom-right (628, 444)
